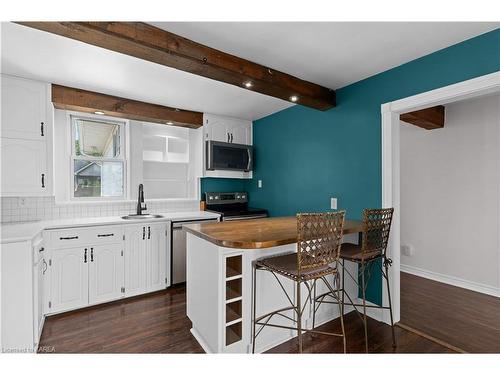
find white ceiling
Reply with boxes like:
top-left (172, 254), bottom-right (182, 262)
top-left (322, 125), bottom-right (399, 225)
top-left (2, 22), bottom-right (498, 121)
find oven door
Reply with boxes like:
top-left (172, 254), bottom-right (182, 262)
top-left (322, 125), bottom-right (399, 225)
top-left (206, 140), bottom-right (253, 172)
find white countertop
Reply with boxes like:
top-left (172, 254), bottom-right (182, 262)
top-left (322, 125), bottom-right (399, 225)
top-left (0, 211), bottom-right (220, 244)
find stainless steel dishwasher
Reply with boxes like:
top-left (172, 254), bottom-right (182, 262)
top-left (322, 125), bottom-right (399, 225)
top-left (171, 218), bottom-right (219, 284)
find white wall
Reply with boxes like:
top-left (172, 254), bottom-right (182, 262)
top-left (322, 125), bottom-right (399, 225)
top-left (400, 94), bottom-right (500, 294)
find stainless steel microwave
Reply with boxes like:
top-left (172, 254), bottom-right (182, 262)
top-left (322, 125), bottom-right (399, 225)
top-left (206, 140), bottom-right (253, 172)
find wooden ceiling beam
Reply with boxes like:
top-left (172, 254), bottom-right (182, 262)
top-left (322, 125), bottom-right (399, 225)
top-left (17, 22), bottom-right (336, 111)
top-left (51, 84), bottom-right (203, 129)
top-left (400, 105), bottom-right (445, 130)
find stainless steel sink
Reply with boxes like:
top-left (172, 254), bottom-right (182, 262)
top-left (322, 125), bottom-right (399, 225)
top-left (121, 214), bottom-right (164, 220)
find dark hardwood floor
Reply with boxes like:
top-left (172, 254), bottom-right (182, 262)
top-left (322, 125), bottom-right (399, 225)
top-left (39, 283), bottom-right (451, 354)
top-left (400, 272), bottom-right (500, 353)
top-left (39, 285), bottom-right (204, 353)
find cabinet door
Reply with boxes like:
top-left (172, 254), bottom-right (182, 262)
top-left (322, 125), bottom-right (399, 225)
top-left (228, 122), bottom-right (251, 145)
top-left (124, 225), bottom-right (147, 297)
top-left (146, 223), bottom-right (168, 292)
top-left (210, 121), bottom-right (230, 142)
top-left (0, 138), bottom-right (47, 195)
top-left (49, 247), bottom-right (88, 313)
top-left (37, 257), bottom-right (46, 338)
top-left (88, 244), bottom-right (124, 305)
top-left (34, 254), bottom-right (46, 346)
top-left (1, 75), bottom-right (47, 140)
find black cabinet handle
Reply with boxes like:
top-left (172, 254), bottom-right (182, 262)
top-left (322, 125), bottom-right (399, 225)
top-left (84, 248), bottom-right (87, 263)
top-left (97, 233), bottom-right (114, 237)
top-left (60, 236), bottom-right (78, 240)
top-left (230, 133), bottom-right (233, 143)
top-left (142, 226), bottom-right (145, 240)
top-left (42, 259), bottom-right (48, 275)
top-left (90, 248), bottom-right (94, 262)
top-left (41, 174), bottom-right (45, 188)
top-left (227, 132), bottom-right (230, 142)
top-left (41, 122), bottom-right (44, 137)
top-left (148, 226), bottom-right (151, 239)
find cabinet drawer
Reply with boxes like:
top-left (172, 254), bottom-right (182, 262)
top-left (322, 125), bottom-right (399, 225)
top-left (48, 225), bottom-right (123, 248)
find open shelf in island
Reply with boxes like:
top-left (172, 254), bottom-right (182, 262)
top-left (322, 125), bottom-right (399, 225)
top-left (225, 254), bottom-right (243, 345)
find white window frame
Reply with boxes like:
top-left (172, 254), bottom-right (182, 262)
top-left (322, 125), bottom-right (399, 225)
top-left (69, 114), bottom-right (127, 201)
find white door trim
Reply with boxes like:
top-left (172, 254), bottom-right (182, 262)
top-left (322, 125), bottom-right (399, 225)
top-left (380, 71), bottom-right (500, 324)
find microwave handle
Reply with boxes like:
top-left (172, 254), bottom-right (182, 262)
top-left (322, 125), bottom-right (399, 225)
top-left (247, 147), bottom-right (252, 171)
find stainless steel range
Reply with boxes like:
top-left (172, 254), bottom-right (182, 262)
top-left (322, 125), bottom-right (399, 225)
top-left (205, 191), bottom-right (268, 221)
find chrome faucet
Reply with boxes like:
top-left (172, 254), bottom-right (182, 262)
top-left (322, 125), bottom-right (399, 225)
top-left (136, 184), bottom-right (147, 215)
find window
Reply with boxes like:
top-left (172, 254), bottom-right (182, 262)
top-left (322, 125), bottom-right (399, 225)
top-left (71, 116), bottom-right (125, 199)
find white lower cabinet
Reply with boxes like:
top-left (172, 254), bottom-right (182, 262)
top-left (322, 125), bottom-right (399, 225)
top-left (124, 225), bottom-right (148, 297)
top-left (33, 241), bottom-right (46, 349)
top-left (124, 223), bottom-right (168, 297)
top-left (89, 244), bottom-right (124, 305)
top-left (147, 223), bottom-right (168, 291)
top-left (49, 247), bottom-right (89, 313)
top-left (46, 222), bottom-right (169, 315)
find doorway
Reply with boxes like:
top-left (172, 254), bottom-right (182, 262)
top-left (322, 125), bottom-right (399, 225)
top-left (381, 72), bottom-right (500, 351)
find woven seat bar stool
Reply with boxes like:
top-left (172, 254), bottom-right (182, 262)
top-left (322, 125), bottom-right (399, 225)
top-left (312, 208), bottom-right (395, 353)
top-left (251, 211), bottom-right (346, 353)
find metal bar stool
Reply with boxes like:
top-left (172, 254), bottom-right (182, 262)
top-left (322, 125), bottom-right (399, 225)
top-left (313, 208), bottom-right (395, 353)
top-left (251, 211), bottom-right (346, 353)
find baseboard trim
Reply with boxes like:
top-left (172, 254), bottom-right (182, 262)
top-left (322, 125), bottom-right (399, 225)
top-left (396, 322), bottom-right (467, 353)
top-left (401, 264), bottom-right (500, 298)
top-left (190, 327), bottom-right (213, 354)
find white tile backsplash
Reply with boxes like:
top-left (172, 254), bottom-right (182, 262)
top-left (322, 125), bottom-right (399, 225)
top-left (0, 196), bottom-right (199, 223)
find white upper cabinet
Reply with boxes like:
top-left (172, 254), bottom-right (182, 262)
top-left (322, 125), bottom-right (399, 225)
top-left (0, 74), bottom-right (53, 196)
top-left (204, 114), bottom-right (252, 145)
top-left (1, 75), bottom-right (48, 140)
top-left (1, 138), bottom-right (47, 194)
top-left (229, 122), bottom-right (251, 145)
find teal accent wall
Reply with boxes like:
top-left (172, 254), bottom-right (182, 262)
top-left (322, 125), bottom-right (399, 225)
top-left (201, 29), bottom-right (500, 304)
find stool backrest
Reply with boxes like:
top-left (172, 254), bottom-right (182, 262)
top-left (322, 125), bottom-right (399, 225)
top-left (296, 211), bottom-right (345, 274)
top-left (362, 208), bottom-right (394, 258)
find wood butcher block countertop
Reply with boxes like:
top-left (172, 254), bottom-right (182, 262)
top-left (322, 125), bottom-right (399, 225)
top-left (183, 216), bottom-right (364, 249)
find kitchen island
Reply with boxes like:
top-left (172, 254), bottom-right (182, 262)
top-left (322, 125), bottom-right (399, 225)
top-left (184, 217), bottom-right (363, 353)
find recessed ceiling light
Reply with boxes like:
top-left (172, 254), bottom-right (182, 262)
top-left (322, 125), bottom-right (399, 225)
top-left (244, 81), bottom-right (253, 88)
top-left (166, 121), bottom-right (174, 125)
top-left (94, 111), bottom-right (105, 115)
top-left (290, 96), bottom-right (298, 103)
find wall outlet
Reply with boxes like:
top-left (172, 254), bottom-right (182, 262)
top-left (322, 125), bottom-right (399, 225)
top-left (401, 244), bottom-right (414, 257)
top-left (330, 197), bottom-right (337, 210)
top-left (258, 180), bottom-right (262, 188)
top-left (19, 197), bottom-right (26, 207)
